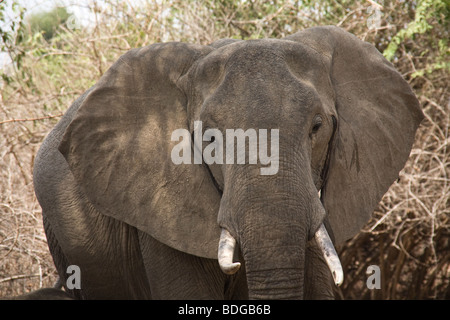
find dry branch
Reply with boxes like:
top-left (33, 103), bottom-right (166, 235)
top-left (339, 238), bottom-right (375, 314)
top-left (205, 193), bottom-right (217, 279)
top-left (0, 274), bottom-right (40, 284)
top-left (0, 114), bottom-right (64, 125)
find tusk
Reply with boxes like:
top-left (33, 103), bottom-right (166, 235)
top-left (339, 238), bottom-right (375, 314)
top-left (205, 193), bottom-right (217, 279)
top-left (314, 224), bottom-right (344, 286)
top-left (218, 228), bottom-right (241, 275)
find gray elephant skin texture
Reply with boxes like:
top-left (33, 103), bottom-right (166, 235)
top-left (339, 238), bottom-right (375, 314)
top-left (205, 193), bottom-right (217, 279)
top-left (33, 26), bottom-right (423, 299)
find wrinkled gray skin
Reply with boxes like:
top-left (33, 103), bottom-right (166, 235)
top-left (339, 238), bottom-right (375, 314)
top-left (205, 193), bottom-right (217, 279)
top-left (33, 26), bottom-right (423, 299)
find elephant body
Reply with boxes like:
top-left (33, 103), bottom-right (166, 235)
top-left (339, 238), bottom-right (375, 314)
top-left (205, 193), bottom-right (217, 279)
top-left (33, 26), bottom-right (423, 299)
top-left (34, 104), bottom-right (332, 298)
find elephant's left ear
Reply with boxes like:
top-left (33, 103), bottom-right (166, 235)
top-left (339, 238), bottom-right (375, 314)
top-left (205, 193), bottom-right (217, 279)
top-left (59, 42), bottom-right (222, 259)
top-left (286, 27), bottom-right (424, 244)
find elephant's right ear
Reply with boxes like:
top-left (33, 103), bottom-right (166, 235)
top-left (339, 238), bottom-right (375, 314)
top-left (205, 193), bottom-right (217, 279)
top-left (59, 42), bottom-right (222, 259)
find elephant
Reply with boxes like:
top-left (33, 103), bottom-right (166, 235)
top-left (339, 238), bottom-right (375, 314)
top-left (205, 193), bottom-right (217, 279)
top-left (33, 26), bottom-right (423, 300)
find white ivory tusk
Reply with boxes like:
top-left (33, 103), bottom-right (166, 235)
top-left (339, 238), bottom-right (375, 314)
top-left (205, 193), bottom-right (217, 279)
top-left (314, 223), bottom-right (344, 286)
top-left (218, 228), bottom-right (241, 275)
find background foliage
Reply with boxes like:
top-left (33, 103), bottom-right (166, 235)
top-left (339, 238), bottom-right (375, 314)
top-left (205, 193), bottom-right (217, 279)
top-left (0, 0), bottom-right (448, 299)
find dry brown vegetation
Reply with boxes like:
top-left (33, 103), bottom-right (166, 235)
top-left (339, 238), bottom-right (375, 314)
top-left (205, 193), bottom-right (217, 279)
top-left (0, 0), bottom-right (448, 299)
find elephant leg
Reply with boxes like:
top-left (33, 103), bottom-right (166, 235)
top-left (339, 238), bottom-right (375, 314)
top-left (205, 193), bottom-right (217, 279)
top-left (138, 231), bottom-right (247, 299)
top-left (304, 238), bottom-right (335, 299)
top-left (43, 201), bottom-right (152, 299)
top-left (39, 174), bottom-right (152, 299)
top-left (43, 215), bottom-right (83, 299)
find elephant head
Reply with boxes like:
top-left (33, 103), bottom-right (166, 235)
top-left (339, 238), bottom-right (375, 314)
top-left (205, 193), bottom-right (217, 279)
top-left (58, 26), bottom-right (423, 299)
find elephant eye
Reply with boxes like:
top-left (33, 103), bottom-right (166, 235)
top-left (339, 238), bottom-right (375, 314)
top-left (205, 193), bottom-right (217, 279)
top-left (312, 116), bottom-right (323, 134)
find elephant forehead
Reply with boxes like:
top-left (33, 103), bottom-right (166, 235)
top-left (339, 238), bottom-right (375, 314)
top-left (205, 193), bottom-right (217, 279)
top-left (190, 39), bottom-right (332, 106)
top-left (182, 38), bottom-right (335, 132)
top-left (202, 74), bottom-right (331, 127)
top-left (193, 39), bottom-right (324, 80)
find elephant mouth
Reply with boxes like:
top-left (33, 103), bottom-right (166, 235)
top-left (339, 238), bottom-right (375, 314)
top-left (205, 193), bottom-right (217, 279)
top-left (218, 224), bottom-right (344, 287)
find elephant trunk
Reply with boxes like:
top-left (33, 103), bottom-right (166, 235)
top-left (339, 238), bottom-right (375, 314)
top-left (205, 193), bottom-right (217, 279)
top-left (218, 222), bottom-right (343, 290)
top-left (217, 145), bottom-right (343, 299)
top-left (222, 182), bottom-right (312, 299)
top-left (217, 179), bottom-right (343, 299)
top-left (241, 221), bottom-right (307, 299)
